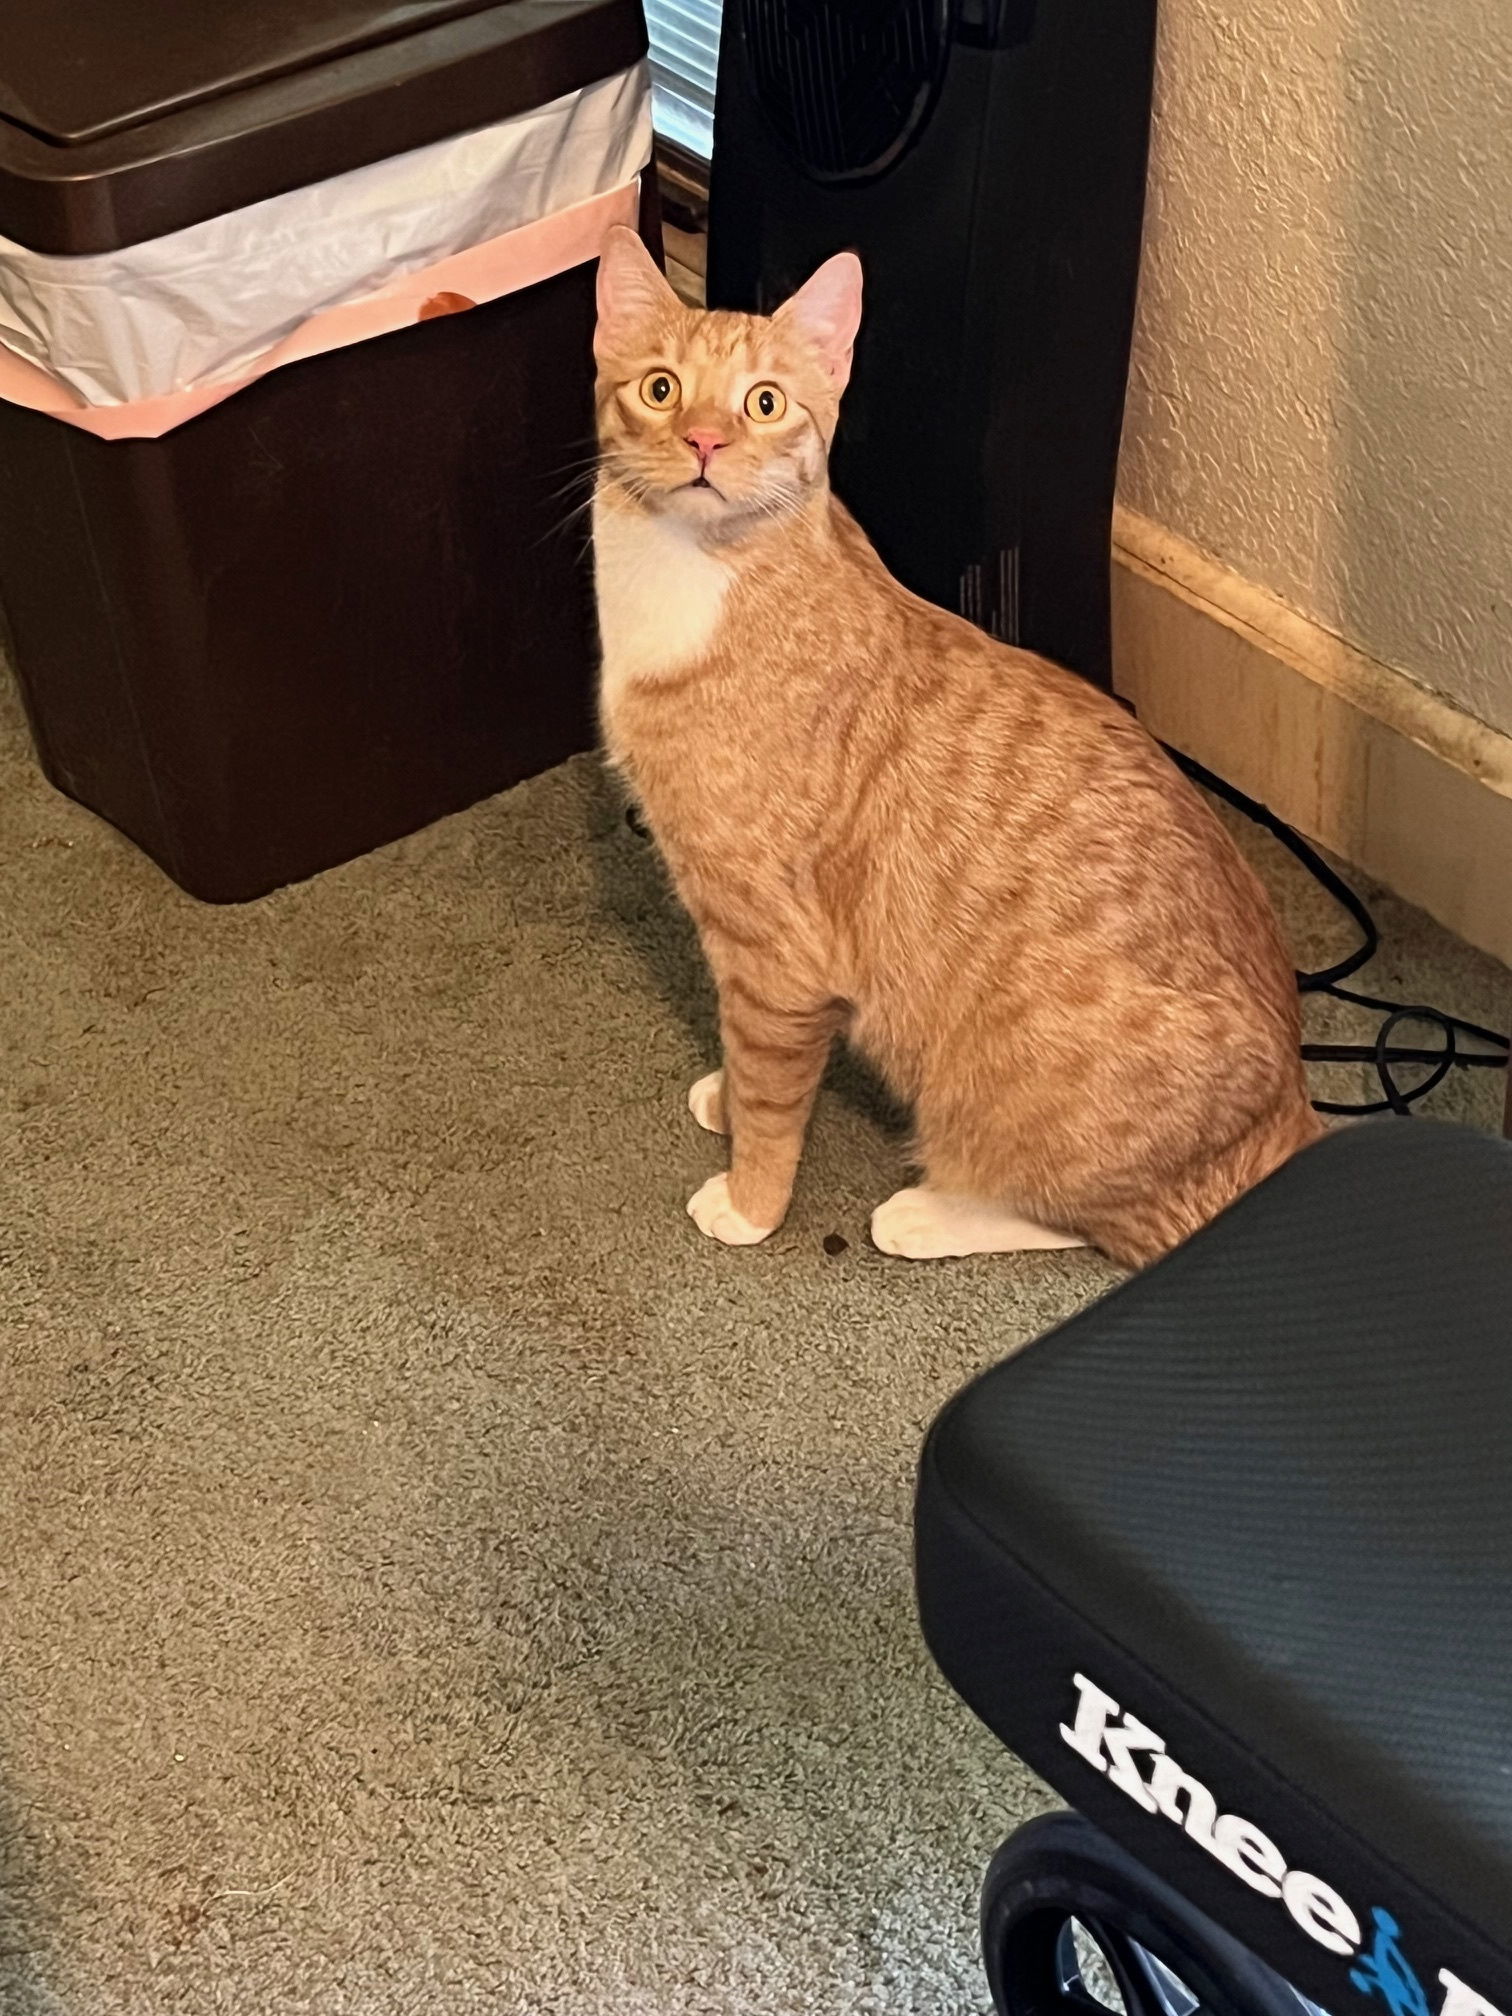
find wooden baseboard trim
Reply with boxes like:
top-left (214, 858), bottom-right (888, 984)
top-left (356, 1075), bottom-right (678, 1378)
top-left (1112, 506), bottom-right (1512, 967)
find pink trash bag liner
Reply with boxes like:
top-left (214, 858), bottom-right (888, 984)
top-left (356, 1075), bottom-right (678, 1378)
top-left (0, 62), bottom-right (651, 441)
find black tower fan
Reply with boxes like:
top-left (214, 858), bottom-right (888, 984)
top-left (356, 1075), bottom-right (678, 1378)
top-left (707, 0), bottom-right (1158, 688)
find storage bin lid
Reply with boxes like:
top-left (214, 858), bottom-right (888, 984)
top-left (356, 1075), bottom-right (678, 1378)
top-left (0, 0), bottom-right (647, 253)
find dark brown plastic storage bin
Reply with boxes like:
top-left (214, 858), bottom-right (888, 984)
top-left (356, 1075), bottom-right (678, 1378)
top-left (0, 0), bottom-right (655, 901)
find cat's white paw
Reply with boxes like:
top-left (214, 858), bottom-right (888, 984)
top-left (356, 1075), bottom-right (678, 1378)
top-left (870, 1188), bottom-right (962, 1260)
top-left (871, 1187), bottom-right (1085, 1260)
top-left (687, 1069), bottom-right (728, 1135)
top-left (687, 1172), bottom-right (773, 1247)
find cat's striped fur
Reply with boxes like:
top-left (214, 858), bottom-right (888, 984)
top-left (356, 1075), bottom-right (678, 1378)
top-left (592, 227), bottom-right (1319, 1267)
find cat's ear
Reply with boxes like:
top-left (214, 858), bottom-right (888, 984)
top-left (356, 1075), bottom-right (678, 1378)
top-left (594, 225), bottom-right (680, 359)
top-left (775, 251), bottom-right (863, 390)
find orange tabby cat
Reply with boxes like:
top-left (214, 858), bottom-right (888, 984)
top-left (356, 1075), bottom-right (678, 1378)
top-left (591, 226), bottom-right (1319, 1268)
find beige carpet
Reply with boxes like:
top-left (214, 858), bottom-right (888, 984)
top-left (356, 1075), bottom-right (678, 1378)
top-left (0, 666), bottom-right (1506, 2016)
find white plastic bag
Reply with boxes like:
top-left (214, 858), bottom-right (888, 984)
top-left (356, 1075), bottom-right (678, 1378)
top-left (0, 61), bottom-right (651, 407)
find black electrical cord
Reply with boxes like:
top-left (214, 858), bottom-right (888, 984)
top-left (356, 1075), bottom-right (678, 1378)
top-left (1169, 750), bottom-right (1510, 1116)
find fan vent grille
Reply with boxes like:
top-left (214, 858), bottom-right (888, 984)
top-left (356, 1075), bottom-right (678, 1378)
top-left (741, 0), bottom-right (952, 181)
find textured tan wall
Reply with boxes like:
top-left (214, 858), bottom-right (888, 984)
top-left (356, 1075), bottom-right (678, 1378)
top-left (1118, 0), bottom-right (1512, 736)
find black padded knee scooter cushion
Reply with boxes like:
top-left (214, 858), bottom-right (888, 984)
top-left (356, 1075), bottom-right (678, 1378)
top-left (917, 1120), bottom-right (1512, 2016)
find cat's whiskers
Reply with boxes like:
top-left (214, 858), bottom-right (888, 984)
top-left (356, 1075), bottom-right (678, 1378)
top-left (544, 493), bottom-right (598, 548)
top-left (547, 443), bottom-right (608, 479)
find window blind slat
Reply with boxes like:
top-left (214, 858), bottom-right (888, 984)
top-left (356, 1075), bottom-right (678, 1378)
top-left (644, 0), bottom-right (724, 159)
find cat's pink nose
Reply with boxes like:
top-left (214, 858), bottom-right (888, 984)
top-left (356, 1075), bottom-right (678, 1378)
top-left (684, 428), bottom-right (727, 463)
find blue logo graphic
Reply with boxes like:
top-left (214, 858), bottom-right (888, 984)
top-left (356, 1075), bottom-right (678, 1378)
top-left (1351, 1910), bottom-right (1432, 2016)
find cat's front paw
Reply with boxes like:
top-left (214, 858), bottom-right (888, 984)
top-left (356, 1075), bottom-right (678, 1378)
top-left (687, 1171), bottom-right (773, 1247)
top-left (687, 1069), bottom-right (729, 1135)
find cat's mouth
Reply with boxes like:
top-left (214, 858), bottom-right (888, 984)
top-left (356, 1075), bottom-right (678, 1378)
top-left (684, 474), bottom-right (723, 496)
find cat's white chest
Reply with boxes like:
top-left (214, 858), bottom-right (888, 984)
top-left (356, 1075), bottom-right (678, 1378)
top-left (593, 495), bottom-right (731, 718)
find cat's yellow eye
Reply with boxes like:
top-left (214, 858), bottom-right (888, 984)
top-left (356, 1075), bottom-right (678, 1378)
top-left (639, 369), bottom-right (681, 411)
top-left (744, 382), bottom-right (787, 424)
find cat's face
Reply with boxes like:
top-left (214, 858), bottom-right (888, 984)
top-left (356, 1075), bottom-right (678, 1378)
top-left (593, 228), bottom-right (863, 534)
